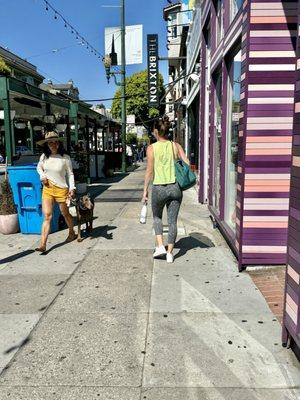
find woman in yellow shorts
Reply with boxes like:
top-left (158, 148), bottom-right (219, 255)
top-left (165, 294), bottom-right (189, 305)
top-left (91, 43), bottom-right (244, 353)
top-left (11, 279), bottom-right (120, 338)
top-left (36, 131), bottom-right (77, 253)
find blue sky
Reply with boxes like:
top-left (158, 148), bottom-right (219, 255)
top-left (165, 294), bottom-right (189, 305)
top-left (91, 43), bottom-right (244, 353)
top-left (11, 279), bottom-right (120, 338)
top-left (0, 0), bottom-right (169, 106)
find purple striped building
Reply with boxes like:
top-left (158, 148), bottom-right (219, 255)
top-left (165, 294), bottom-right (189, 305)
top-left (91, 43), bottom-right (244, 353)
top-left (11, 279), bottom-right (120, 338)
top-left (198, 0), bottom-right (297, 270)
top-left (282, 0), bottom-right (300, 355)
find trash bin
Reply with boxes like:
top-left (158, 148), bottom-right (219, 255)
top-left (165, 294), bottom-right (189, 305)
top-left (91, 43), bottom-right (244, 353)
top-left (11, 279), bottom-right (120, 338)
top-left (7, 165), bottom-right (60, 234)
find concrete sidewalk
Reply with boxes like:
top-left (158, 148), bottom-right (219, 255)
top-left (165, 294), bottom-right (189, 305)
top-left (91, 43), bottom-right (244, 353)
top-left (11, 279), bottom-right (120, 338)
top-left (0, 164), bottom-right (299, 400)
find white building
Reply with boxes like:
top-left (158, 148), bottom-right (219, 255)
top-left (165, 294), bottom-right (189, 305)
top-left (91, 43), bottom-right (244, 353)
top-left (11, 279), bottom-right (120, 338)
top-left (163, 2), bottom-right (189, 147)
top-left (185, 0), bottom-right (201, 170)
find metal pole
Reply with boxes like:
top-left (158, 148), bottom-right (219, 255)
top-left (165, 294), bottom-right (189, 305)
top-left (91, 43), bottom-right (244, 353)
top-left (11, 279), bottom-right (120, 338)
top-left (85, 115), bottom-right (91, 184)
top-left (0, 77), bottom-right (13, 165)
top-left (121, 0), bottom-right (126, 173)
top-left (28, 121), bottom-right (34, 153)
top-left (94, 118), bottom-right (99, 180)
top-left (66, 116), bottom-right (71, 154)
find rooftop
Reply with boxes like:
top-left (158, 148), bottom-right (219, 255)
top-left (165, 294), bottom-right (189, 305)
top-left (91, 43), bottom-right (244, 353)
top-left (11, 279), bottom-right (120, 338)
top-left (163, 2), bottom-right (181, 20)
top-left (0, 47), bottom-right (44, 81)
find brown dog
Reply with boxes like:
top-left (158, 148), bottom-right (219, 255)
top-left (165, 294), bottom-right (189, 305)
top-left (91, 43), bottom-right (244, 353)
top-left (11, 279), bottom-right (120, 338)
top-left (75, 194), bottom-right (94, 242)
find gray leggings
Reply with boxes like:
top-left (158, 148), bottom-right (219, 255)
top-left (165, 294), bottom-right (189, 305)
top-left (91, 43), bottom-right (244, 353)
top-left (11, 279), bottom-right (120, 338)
top-left (152, 183), bottom-right (183, 245)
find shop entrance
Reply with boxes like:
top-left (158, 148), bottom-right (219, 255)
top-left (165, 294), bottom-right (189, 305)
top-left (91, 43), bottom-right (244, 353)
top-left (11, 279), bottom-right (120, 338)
top-left (224, 47), bottom-right (241, 231)
top-left (212, 68), bottom-right (222, 214)
top-left (188, 94), bottom-right (199, 170)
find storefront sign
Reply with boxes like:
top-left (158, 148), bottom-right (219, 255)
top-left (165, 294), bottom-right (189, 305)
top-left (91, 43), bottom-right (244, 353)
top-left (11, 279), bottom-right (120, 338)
top-left (127, 114), bottom-right (135, 124)
top-left (147, 34), bottom-right (159, 108)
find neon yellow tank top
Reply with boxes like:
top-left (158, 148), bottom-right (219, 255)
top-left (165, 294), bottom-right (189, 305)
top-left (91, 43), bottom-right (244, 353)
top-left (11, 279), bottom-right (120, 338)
top-left (153, 141), bottom-right (176, 185)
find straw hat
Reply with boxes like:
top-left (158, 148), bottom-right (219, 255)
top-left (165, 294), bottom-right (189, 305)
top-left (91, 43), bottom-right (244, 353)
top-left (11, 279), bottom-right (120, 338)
top-left (37, 131), bottom-right (65, 146)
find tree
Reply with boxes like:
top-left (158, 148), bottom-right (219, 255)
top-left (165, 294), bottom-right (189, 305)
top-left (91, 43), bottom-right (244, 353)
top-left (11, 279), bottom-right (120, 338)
top-left (96, 103), bottom-right (106, 110)
top-left (0, 57), bottom-right (11, 76)
top-left (111, 70), bottom-right (165, 128)
top-left (126, 133), bottom-right (138, 145)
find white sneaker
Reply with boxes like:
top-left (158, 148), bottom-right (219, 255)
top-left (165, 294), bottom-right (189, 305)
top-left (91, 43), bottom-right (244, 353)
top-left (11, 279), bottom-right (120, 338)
top-left (153, 245), bottom-right (167, 259)
top-left (166, 252), bottom-right (174, 263)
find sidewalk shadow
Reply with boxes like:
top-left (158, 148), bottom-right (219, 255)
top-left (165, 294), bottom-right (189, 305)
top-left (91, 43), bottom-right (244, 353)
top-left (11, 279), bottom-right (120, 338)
top-left (90, 225), bottom-right (117, 240)
top-left (39, 225), bottom-right (117, 254)
top-left (175, 232), bottom-right (215, 260)
top-left (41, 240), bottom-right (70, 255)
top-left (3, 337), bottom-right (30, 355)
top-left (0, 249), bottom-right (35, 265)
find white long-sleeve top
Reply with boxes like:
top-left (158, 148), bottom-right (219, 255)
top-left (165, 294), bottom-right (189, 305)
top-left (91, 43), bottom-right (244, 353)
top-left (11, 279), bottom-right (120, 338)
top-left (37, 154), bottom-right (76, 191)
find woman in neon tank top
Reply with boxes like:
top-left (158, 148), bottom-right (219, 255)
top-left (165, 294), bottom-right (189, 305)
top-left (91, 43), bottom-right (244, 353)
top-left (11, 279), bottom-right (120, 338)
top-left (142, 116), bottom-right (190, 263)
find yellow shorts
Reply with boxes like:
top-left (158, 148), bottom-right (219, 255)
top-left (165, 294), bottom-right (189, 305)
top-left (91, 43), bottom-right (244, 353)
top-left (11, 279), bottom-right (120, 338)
top-left (42, 181), bottom-right (69, 203)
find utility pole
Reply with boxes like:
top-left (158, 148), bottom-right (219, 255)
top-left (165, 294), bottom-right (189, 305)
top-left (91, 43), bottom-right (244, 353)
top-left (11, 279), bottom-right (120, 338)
top-left (120, 0), bottom-right (126, 173)
top-left (103, 0), bottom-right (126, 172)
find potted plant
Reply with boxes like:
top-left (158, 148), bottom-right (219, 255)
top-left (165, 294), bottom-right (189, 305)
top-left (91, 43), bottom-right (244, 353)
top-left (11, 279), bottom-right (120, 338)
top-left (0, 179), bottom-right (19, 234)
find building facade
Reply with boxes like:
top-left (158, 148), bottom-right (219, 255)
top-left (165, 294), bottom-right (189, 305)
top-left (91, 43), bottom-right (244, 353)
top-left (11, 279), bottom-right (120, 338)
top-left (197, 0), bottom-right (297, 269)
top-left (283, 0), bottom-right (300, 357)
top-left (0, 47), bottom-right (44, 86)
top-left (163, 2), bottom-right (189, 148)
top-left (185, 0), bottom-right (202, 173)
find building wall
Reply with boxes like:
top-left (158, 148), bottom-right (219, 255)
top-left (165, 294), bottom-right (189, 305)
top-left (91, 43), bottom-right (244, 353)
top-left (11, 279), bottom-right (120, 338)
top-left (238, 0), bottom-right (297, 267)
top-left (283, 0), bottom-right (300, 351)
top-left (199, 0), bottom-right (297, 268)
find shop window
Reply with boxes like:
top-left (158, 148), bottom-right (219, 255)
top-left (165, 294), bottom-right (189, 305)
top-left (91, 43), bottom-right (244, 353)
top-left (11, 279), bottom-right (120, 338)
top-left (230, 0), bottom-right (242, 22)
top-left (26, 76), bottom-right (34, 85)
top-left (216, 0), bottom-right (224, 46)
top-left (224, 47), bottom-right (241, 231)
top-left (212, 68), bottom-right (222, 213)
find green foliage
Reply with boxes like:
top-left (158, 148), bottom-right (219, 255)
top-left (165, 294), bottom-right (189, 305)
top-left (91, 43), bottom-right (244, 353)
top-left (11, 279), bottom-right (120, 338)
top-left (111, 70), bottom-right (165, 127)
top-left (126, 133), bottom-right (137, 145)
top-left (96, 103), bottom-right (106, 110)
top-left (139, 134), bottom-right (150, 145)
top-left (0, 57), bottom-right (11, 77)
top-left (0, 179), bottom-right (16, 215)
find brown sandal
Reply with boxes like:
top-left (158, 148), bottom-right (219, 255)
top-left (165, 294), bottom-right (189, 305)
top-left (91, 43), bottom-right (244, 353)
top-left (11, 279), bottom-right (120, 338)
top-left (35, 247), bottom-right (47, 254)
top-left (65, 233), bottom-right (77, 243)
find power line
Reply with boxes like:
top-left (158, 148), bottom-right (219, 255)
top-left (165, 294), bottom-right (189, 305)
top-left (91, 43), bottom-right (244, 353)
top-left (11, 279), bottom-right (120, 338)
top-left (82, 71), bottom-right (196, 103)
top-left (26, 44), bottom-right (81, 60)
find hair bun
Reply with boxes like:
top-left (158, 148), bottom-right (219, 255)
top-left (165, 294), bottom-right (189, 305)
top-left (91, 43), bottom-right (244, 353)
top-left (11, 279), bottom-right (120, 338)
top-left (153, 115), bottom-right (170, 138)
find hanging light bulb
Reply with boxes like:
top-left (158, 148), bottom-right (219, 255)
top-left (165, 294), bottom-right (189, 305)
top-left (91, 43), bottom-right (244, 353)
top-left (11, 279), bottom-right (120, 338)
top-left (54, 12), bottom-right (57, 19)
top-left (45, 1), bottom-right (49, 10)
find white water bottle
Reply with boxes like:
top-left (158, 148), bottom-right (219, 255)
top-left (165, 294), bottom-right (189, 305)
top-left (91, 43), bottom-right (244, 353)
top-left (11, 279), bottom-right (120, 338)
top-left (140, 202), bottom-right (147, 224)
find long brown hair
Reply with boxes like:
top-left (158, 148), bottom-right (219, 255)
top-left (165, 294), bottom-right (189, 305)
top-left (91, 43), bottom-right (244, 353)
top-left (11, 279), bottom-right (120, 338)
top-left (43, 141), bottom-right (66, 158)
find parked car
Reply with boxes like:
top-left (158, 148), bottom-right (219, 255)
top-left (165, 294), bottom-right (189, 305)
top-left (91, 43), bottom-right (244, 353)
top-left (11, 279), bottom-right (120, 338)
top-left (15, 146), bottom-right (33, 156)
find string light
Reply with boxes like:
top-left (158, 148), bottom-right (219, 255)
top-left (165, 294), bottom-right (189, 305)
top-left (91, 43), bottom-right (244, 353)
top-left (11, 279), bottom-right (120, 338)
top-left (40, 0), bottom-right (113, 66)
